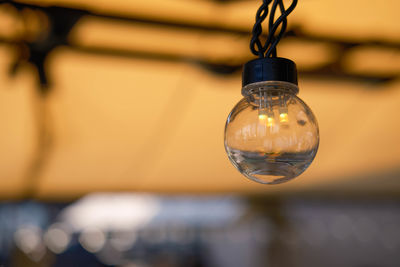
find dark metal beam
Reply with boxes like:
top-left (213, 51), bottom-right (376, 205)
top-left (1, 1), bottom-right (399, 86)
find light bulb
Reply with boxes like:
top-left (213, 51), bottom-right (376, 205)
top-left (224, 58), bottom-right (319, 184)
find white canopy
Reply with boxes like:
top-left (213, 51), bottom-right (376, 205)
top-left (0, 0), bottom-right (399, 199)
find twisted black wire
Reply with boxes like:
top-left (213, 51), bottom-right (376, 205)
top-left (250, 0), bottom-right (298, 58)
top-left (250, 0), bottom-right (273, 58)
top-left (267, 0), bottom-right (284, 57)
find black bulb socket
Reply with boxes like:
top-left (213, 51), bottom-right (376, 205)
top-left (242, 57), bottom-right (298, 87)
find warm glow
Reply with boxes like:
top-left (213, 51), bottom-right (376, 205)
top-left (279, 112), bottom-right (288, 123)
top-left (267, 116), bottom-right (275, 127)
top-left (259, 113), bottom-right (275, 127)
top-left (258, 114), bottom-right (267, 120)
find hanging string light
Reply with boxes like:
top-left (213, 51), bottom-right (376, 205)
top-left (224, 0), bottom-right (319, 185)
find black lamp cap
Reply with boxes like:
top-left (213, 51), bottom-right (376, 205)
top-left (242, 57), bottom-right (298, 87)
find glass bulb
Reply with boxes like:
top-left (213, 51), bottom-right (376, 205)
top-left (224, 81), bottom-right (319, 184)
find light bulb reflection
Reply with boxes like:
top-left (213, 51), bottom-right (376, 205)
top-left (44, 223), bottom-right (71, 254)
top-left (79, 228), bottom-right (106, 253)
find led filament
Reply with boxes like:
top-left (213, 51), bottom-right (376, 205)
top-left (279, 111), bottom-right (288, 123)
top-left (258, 91), bottom-right (289, 127)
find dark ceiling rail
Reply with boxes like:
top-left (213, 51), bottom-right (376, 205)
top-left (5, 1), bottom-right (400, 48)
top-left (1, 37), bottom-right (395, 86)
top-left (0, 0), bottom-right (399, 88)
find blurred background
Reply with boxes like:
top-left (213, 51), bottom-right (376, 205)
top-left (0, 0), bottom-right (399, 266)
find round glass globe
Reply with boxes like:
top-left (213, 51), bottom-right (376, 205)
top-left (224, 81), bottom-right (319, 184)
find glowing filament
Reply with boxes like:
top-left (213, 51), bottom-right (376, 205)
top-left (259, 113), bottom-right (267, 120)
top-left (279, 112), bottom-right (288, 123)
top-left (267, 116), bottom-right (275, 127)
top-left (258, 90), bottom-right (275, 128)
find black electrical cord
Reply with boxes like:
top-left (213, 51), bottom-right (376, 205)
top-left (250, 0), bottom-right (298, 58)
